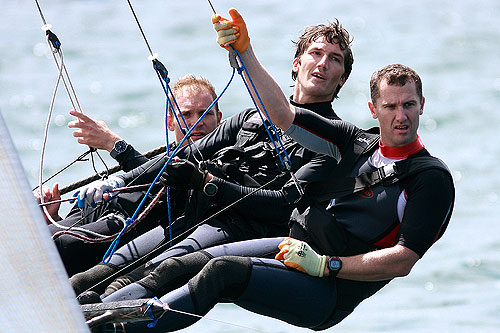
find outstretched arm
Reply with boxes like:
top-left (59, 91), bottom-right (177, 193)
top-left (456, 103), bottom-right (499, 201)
top-left (332, 245), bottom-right (419, 280)
top-left (212, 9), bottom-right (295, 130)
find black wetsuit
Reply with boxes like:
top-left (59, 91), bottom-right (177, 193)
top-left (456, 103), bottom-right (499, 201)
top-left (48, 142), bottom-right (182, 276)
top-left (70, 100), bottom-right (340, 293)
top-left (104, 107), bottom-right (454, 332)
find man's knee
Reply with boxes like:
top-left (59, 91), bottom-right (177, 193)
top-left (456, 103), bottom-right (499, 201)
top-left (188, 256), bottom-right (253, 314)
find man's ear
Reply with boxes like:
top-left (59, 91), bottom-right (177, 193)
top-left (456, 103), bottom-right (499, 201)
top-left (216, 110), bottom-right (222, 124)
top-left (167, 113), bottom-right (175, 131)
top-left (338, 75), bottom-right (347, 89)
top-left (419, 97), bottom-right (425, 115)
top-left (292, 58), bottom-right (300, 74)
top-left (368, 101), bottom-right (377, 119)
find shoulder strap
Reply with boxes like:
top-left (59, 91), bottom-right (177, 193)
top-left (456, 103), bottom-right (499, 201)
top-left (323, 155), bottom-right (451, 199)
top-left (353, 128), bottom-right (380, 156)
top-left (210, 111), bottom-right (266, 161)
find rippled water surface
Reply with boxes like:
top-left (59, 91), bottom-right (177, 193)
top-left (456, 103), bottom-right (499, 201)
top-left (2, 0), bottom-right (500, 332)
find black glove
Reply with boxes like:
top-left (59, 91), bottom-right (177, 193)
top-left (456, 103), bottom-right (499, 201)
top-left (159, 159), bottom-right (207, 191)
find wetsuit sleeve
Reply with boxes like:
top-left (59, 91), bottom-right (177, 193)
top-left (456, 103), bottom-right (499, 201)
top-left (285, 107), bottom-right (358, 161)
top-left (210, 176), bottom-right (295, 223)
top-left (113, 144), bottom-right (150, 172)
top-left (397, 169), bottom-right (455, 257)
top-left (117, 109), bottom-right (254, 185)
top-left (207, 153), bottom-right (339, 223)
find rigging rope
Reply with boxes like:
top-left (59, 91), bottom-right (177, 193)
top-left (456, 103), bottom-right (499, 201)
top-left (33, 0), bottom-right (112, 226)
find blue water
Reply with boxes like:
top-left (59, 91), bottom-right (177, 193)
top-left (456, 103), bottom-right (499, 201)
top-left (2, 0), bottom-right (500, 332)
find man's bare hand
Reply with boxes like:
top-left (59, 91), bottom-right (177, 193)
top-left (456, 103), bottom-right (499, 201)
top-left (34, 183), bottom-right (62, 224)
top-left (68, 110), bottom-right (121, 152)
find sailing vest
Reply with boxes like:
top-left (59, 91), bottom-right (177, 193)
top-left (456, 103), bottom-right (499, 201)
top-left (291, 128), bottom-right (453, 256)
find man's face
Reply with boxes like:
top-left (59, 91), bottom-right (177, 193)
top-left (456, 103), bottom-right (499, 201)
top-left (167, 88), bottom-right (222, 145)
top-left (369, 79), bottom-right (424, 147)
top-left (292, 37), bottom-right (346, 104)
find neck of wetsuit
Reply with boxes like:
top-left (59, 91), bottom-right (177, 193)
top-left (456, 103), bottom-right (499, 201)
top-left (290, 97), bottom-right (339, 120)
top-left (379, 135), bottom-right (425, 159)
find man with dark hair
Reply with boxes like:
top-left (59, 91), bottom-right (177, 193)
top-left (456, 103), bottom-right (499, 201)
top-left (291, 20), bottom-right (353, 100)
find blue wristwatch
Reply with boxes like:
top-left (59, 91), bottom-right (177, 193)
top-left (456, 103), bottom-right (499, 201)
top-left (328, 256), bottom-right (342, 276)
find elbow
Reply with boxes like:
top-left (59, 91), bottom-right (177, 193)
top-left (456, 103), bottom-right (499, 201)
top-left (390, 245), bottom-right (420, 278)
top-left (394, 266), bottom-right (412, 278)
top-left (393, 260), bottom-right (417, 278)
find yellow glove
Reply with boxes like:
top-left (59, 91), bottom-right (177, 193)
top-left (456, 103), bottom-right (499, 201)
top-left (275, 237), bottom-right (327, 277)
top-left (211, 8), bottom-right (250, 53)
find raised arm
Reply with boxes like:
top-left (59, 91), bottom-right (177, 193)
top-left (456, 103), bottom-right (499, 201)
top-left (212, 9), bottom-right (295, 130)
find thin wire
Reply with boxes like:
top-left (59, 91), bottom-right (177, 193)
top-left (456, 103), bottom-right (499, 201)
top-left (165, 306), bottom-right (273, 333)
top-left (231, 49), bottom-right (304, 196)
top-left (33, 0), bottom-right (114, 226)
top-left (125, 0), bottom-right (154, 57)
top-left (39, 49), bottom-right (65, 225)
top-left (33, 0), bottom-right (47, 25)
top-left (87, 171), bottom-right (285, 293)
top-left (206, 0), bottom-right (217, 14)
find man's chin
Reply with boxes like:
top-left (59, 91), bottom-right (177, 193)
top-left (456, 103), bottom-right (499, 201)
top-left (190, 134), bottom-right (205, 141)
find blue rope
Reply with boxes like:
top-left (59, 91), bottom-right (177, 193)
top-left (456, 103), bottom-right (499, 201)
top-left (102, 217), bottom-right (133, 264)
top-left (232, 48), bottom-right (293, 171)
top-left (166, 84), bottom-right (190, 135)
top-left (101, 68), bottom-right (236, 263)
top-left (145, 297), bottom-right (164, 328)
top-left (164, 95), bottom-right (174, 247)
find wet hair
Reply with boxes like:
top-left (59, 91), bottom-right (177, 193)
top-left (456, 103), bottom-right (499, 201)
top-left (370, 64), bottom-right (423, 105)
top-left (168, 74), bottom-right (219, 114)
top-left (291, 19), bottom-right (354, 99)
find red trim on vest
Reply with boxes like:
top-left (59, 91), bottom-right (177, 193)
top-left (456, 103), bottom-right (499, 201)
top-left (380, 136), bottom-right (425, 159)
top-left (373, 224), bottom-right (400, 248)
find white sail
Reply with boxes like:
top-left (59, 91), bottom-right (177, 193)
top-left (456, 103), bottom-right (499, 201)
top-left (0, 112), bottom-right (89, 332)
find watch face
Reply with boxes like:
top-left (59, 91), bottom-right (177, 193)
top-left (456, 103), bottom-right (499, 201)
top-left (203, 182), bottom-right (218, 196)
top-left (329, 257), bottom-right (342, 271)
top-left (114, 140), bottom-right (127, 153)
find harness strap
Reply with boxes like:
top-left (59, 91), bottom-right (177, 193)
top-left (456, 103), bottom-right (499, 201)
top-left (319, 156), bottom-right (451, 200)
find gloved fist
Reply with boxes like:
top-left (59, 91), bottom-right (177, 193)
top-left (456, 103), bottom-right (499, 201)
top-left (275, 237), bottom-right (327, 277)
top-left (76, 176), bottom-right (125, 209)
top-left (212, 8), bottom-right (249, 53)
top-left (159, 158), bottom-right (207, 191)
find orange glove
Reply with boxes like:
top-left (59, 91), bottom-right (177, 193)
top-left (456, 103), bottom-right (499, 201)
top-left (275, 237), bottom-right (327, 277)
top-left (212, 8), bottom-right (250, 53)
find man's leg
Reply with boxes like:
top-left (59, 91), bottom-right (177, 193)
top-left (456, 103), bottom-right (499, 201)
top-left (101, 222), bottom-right (235, 298)
top-left (116, 253), bottom-right (336, 332)
top-left (71, 225), bottom-right (167, 295)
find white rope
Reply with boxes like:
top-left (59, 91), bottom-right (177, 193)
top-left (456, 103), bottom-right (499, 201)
top-left (163, 304), bottom-right (274, 333)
